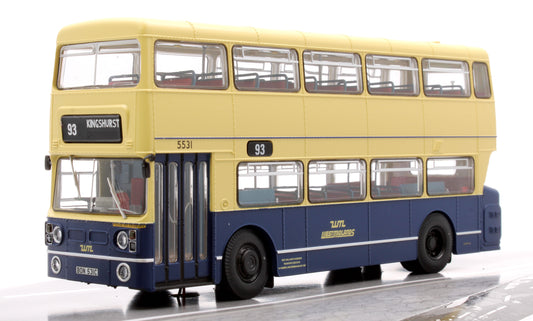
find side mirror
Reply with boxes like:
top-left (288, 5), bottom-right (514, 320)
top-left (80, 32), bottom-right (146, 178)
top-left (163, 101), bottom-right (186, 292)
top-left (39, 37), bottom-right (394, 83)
top-left (44, 155), bottom-right (52, 171)
top-left (142, 155), bottom-right (155, 178)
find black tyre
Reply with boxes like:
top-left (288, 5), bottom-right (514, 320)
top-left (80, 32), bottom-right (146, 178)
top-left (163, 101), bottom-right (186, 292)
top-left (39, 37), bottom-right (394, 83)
top-left (401, 213), bottom-right (453, 274)
top-left (216, 229), bottom-right (268, 300)
top-left (400, 260), bottom-right (420, 272)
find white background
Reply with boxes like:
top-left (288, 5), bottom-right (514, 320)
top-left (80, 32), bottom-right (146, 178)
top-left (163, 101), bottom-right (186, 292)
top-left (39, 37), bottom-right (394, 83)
top-left (0, 0), bottom-right (529, 289)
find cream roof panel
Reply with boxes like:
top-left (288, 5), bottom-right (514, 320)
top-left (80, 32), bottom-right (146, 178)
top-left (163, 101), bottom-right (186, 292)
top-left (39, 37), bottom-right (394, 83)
top-left (253, 28), bottom-right (305, 47)
top-left (299, 32), bottom-right (352, 51)
top-left (57, 19), bottom-right (193, 44)
top-left (191, 23), bottom-right (259, 43)
top-left (429, 42), bottom-right (488, 60)
top-left (389, 40), bottom-right (433, 56)
top-left (350, 37), bottom-right (392, 54)
top-left (57, 19), bottom-right (489, 61)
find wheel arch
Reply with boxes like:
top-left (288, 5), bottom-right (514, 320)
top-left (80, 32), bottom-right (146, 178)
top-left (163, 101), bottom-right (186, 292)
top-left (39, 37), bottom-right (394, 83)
top-left (222, 224), bottom-right (276, 287)
top-left (418, 210), bottom-right (457, 254)
top-left (421, 211), bottom-right (457, 254)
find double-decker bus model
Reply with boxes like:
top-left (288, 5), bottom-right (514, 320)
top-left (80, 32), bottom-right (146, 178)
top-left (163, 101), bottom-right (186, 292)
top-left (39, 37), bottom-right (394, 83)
top-left (45, 19), bottom-right (501, 300)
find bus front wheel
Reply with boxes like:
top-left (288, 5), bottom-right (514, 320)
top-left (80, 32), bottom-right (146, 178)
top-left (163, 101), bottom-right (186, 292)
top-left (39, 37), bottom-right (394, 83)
top-left (216, 229), bottom-right (268, 300)
top-left (401, 213), bottom-right (453, 274)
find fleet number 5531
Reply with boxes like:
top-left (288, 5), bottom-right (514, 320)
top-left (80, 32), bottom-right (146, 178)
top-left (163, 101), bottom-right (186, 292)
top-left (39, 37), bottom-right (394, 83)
top-left (177, 140), bottom-right (193, 150)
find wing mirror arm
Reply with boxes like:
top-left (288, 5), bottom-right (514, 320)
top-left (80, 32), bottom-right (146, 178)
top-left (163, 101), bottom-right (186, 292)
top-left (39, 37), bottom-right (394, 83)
top-left (142, 154), bottom-right (155, 178)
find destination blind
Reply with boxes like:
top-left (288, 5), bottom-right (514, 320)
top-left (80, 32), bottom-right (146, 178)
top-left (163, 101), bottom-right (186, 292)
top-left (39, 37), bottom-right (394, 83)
top-left (61, 115), bottom-right (122, 143)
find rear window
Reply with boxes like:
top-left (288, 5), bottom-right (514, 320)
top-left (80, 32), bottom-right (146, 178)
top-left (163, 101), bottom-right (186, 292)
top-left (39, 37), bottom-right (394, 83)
top-left (472, 62), bottom-right (491, 98)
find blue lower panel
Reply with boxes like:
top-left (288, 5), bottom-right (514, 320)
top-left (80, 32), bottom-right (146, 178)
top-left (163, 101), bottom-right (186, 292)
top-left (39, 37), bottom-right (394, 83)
top-left (456, 234), bottom-right (480, 254)
top-left (307, 246), bottom-right (369, 273)
top-left (213, 189), bottom-right (500, 281)
top-left (154, 264), bottom-right (166, 284)
top-left (167, 262), bottom-right (181, 282)
top-left (277, 252), bottom-right (307, 276)
top-left (183, 261), bottom-right (196, 279)
top-left (370, 241), bottom-right (416, 265)
top-left (198, 259), bottom-right (209, 278)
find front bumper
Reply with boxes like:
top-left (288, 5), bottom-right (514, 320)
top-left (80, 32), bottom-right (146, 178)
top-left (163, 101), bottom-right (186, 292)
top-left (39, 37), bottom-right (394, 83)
top-left (47, 251), bottom-right (155, 291)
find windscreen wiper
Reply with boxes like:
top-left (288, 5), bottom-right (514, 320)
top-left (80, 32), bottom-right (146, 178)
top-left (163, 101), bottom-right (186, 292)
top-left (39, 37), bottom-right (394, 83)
top-left (69, 157), bottom-right (81, 199)
top-left (107, 177), bottom-right (127, 219)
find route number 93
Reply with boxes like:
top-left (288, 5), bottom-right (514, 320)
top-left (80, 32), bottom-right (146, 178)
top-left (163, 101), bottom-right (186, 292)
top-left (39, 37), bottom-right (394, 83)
top-left (247, 141), bottom-right (273, 157)
top-left (66, 123), bottom-right (77, 136)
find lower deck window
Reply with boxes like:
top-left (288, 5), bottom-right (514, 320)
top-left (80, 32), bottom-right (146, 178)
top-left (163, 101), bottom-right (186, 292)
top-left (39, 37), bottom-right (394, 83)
top-left (371, 158), bottom-right (423, 199)
top-left (238, 161), bottom-right (303, 207)
top-left (427, 157), bottom-right (474, 195)
top-left (309, 160), bottom-right (366, 203)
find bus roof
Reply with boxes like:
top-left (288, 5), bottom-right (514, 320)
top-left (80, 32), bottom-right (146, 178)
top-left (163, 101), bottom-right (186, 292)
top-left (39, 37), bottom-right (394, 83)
top-left (57, 18), bottom-right (489, 60)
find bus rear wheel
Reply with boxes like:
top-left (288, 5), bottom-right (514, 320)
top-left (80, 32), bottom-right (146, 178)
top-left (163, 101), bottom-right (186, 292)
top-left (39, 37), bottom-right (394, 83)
top-left (216, 229), bottom-right (268, 300)
top-left (401, 213), bottom-right (453, 274)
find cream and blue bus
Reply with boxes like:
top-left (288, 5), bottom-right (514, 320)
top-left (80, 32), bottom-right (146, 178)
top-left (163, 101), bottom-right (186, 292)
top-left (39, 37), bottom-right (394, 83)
top-left (45, 19), bottom-right (501, 300)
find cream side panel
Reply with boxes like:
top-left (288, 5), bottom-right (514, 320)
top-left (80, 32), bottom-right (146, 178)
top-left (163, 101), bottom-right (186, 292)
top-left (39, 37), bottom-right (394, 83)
top-left (51, 91), bottom-right (148, 156)
top-left (424, 99), bottom-right (478, 137)
top-left (305, 95), bottom-right (368, 159)
top-left (367, 96), bottom-right (425, 156)
top-left (153, 91), bottom-right (234, 153)
top-left (211, 153), bottom-right (236, 212)
top-left (233, 93), bottom-right (305, 139)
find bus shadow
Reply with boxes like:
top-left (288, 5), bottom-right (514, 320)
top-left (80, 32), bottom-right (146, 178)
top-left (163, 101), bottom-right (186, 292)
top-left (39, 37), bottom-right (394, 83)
top-left (325, 265), bottom-right (383, 286)
top-left (128, 290), bottom-right (178, 310)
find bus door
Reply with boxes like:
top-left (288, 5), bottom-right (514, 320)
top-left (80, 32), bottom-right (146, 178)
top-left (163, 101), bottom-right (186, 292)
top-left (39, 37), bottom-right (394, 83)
top-left (155, 153), bottom-right (210, 286)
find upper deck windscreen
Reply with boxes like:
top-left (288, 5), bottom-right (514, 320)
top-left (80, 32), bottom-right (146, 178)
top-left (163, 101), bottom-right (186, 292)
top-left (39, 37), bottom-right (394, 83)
top-left (58, 39), bottom-right (140, 89)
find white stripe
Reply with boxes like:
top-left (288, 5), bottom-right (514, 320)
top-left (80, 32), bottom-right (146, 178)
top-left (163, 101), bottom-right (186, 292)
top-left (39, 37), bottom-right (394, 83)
top-left (277, 236), bottom-right (418, 255)
top-left (456, 230), bottom-right (482, 236)
top-left (48, 250), bottom-right (154, 263)
top-left (276, 230), bottom-right (481, 255)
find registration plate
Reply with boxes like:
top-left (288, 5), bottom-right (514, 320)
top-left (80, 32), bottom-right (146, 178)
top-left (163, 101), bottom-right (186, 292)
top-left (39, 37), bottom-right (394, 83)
top-left (76, 266), bottom-right (99, 277)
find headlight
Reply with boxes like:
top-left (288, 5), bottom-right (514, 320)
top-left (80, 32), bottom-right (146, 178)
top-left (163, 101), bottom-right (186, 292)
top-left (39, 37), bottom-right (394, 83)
top-left (45, 223), bottom-right (63, 245)
top-left (116, 230), bottom-right (137, 252)
top-left (116, 231), bottom-right (129, 250)
top-left (51, 256), bottom-right (62, 274)
top-left (52, 226), bottom-right (63, 244)
top-left (116, 263), bottom-right (131, 282)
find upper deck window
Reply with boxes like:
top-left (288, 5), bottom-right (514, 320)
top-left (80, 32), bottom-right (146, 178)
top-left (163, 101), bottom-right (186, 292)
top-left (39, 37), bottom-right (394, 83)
top-left (422, 59), bottom-right (471, 97)
top-left (58, 40), bottom-right (140, 89)
top-left (233, 46), bottom-right (300, 92)
top-left (366, 55), bottom-right (419, 96)
top-left (303, 51), bottom-right (363, 94)
top-left (155, 42), bottom-right (228, 89)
